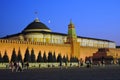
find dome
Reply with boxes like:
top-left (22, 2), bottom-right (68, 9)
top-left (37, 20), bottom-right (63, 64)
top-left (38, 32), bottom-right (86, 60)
top-left (23, 18), bottom-right (51, 32)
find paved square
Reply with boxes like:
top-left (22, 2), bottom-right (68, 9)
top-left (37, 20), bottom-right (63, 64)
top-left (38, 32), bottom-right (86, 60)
top-left (0, 65), bottom-right (120, 80)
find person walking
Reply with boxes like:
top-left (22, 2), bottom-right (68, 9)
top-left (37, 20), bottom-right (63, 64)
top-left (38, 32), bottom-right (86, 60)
top-left (9, 61), bottom-right (14, 72)
top-left (60, 61), bottom-right (62, 69)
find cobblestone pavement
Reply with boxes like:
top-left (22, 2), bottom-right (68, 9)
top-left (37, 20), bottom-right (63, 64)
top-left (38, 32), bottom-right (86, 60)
top-left (0, 65), bottom-right (120, 80)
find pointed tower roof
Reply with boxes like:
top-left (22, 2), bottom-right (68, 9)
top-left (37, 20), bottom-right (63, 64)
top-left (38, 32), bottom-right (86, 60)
top-left (68, 19), bottom-right (74, 28)
top-left (70, 19), bottom-right (73, 25)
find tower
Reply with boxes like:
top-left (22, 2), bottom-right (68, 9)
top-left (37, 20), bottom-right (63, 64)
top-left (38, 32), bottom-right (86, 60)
top-left (67, 20), bottom-right (80, 59)
top-left (67, 20), bottom-right (77, 43)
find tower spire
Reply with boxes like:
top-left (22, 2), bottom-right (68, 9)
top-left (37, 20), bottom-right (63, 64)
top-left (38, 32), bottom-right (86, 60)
top-left (70, 19), bottom-right (73, 25)
top-left (34, 11), bottom-right (40, 22)
top-left (35, 11), bottom-right (38, 18)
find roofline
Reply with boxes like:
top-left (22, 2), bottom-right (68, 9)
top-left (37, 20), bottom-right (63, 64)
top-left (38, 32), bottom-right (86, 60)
top-left (0, 33), bottom-right (22, 39)
top-left (0, 31), bottom-right (115, 43)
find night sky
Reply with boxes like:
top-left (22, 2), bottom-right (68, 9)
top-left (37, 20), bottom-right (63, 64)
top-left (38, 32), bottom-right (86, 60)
top-left (0, 0), bottom-right (120, 45)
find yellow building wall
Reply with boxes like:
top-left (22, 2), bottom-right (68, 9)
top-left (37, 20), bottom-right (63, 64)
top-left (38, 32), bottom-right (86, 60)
top-left (79, 47), bottom-right (120, 61)
top-left (71, 41), bottom-right (80, 58)
top-left (0, 39), bottom-right (120, 61)
top-left (0, 39), bottom-right (71, 60)
top-left (109, 48), bottom-right (120, 58)
top-left (80, 46), bottom-right (98, 60)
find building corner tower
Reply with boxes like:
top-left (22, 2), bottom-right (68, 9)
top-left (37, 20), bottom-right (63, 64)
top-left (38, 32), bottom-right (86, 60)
top-left (67, 20), bottom-right (80, 59)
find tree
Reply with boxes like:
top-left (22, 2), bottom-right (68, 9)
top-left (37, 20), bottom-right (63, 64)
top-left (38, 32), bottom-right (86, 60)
top-left (57, 54), bottom-right (62, 62)
top-left (62, 55), bottom-right (69, 62)
top-left (37, 51), bottom-right (43, 62)
top-left (11, 48), bottom-right (17, 62)
top-left (17, 48), bottom-right (22, 62)
top-left (30, 48), bottom-right (36, 62)
top-left (66, 55), bottom-right (69, 62)
top-left (43, 51), bottom-right (47, 62)
top-left (0, 52), bottom-right (3, 63)
top-left (3, 50), bottom-right (9, 63)
top-left (70, 57), bottom-right (78, 62)
top-left (52, 51), bottom-right (56, 62)
top-left (48, 51), bottom-right (53, 62)
top-left (24, 47), bottom-right (30, 62)
top-left (62, 55), bottom-right (67, 62)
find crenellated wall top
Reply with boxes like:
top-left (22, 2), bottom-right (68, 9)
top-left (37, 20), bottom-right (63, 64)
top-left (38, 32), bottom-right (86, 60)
top-left (0, 39), bottom-right (70, 47)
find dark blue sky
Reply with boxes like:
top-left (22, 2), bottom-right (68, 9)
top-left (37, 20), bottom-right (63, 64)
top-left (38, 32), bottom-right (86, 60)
top-left (0, 0), bottom-right (120, 45)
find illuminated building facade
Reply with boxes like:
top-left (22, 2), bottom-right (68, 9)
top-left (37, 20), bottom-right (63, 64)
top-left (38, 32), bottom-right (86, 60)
top-left (0, 18), bottom-right (119, 61)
